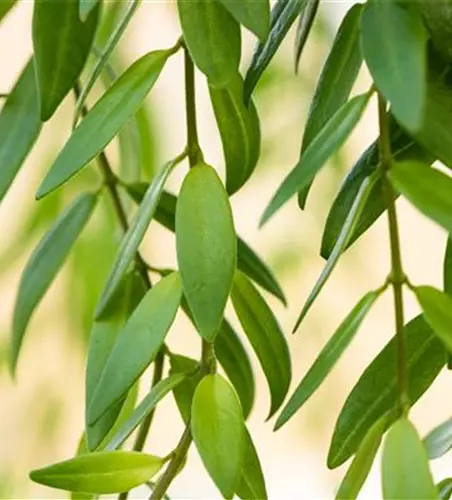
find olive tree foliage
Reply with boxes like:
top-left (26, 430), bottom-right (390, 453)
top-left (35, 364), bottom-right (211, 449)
top-left (3, 0), bottom-right (452, 498)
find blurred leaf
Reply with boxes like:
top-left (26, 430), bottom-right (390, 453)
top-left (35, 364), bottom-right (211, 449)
top-left (176, 164), bottom-right (236, 342)
top-left (32, 0), bottom-right (100, 120)
top-left (260, 91), bottom-right (372, 225)
top-left (169, 354), bottom-right (200, 424)
top-left (11, 192), bottom-right (98, 374)
top-left (209, 73), bottom-right (261, 195)
top-left (236, 428), bottom-right (267, 500)
top-left (79, 0), bottom-right (100, 22)
top-left (231, 271), bottom-right (291, 418)
top-left (178, 0), bottom-right (241, 87)
top-left (0, 59), bottom-right (42, 204)
top-left (424, 416), bottom-right (452, 460)
top-left (88, 273), bottom-right (182, 425)
top-left (30, 451), bottom-right (164, 494)
top-left (328, 314), bottom-right (446, 468)
top-left (361, 0), bottom-right (426, 131)
top-left (217, 0), bottom-right (270, 41)
top-left (191, 374), bottom-right (245, 500)
top-left (294, 0), bottom-right (319, 72)
top-left (438, 479), bottom-right (452, 500)
top-left (36, 49), bottom-right (172, 199)
top-left (277, 291), bottom-right (379, 430)
top-left (382, 419), bottom-right (437, 499)
top-left (0, 0), bottom-right (16, 24)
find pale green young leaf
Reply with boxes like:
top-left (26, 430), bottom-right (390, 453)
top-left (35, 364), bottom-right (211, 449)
top-left (382, 419), bottom-right (438, 499)
top-left (236, 428), bottom-right (267, 500)
top-left (30, 451), bottom-right (164, 494)
top-left (11, 192), bottom-right (97, 374)
top-left (231, 271), bottom-right (291, 418)
top-left (424, 416), bottom-right (452, 460)
top-left (294, 0), bottom-right (319, 72)
top-left (176, 164), bottom-right (236, 342)
top-left (79, 0), bottom-right (100, 22)
top-left (36, 49), bottom-right (172, 199)
top-left (438, 479), bottom-right (452, 500)
top-left (32, 0), bottom-right (100, 120)
top-left (277, 291), bottom-right (379, 430)
top-left (216, 0), bottom-right (270, 41)
top-left (191, 374), bottom-right (245, 499)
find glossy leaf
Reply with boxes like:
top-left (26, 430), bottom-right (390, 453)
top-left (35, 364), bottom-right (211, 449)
top-left (244, 0), bottom-right (309, 100)
top-left (88, 273), bottom-right (182, 425)
top-left (425, 417), bottom-right (452, 460)
top-left (231, 271), bottom-right (291, 418)
top-left (177, 0), bottom-right (241, 87)
top-left (415, 286), bottom-right (452, 353)
top-left (217, 0), bottom-right (270, 41)
top-left (30, 451), bottom-right (164, 494)
top-left (96, 158), bottom-right (178, 317)
top-left (176, 164), bottom-right (236, 342)
top-left (294, 172), bottom-right (379, 330)
top-left (438, 479), bottom-right (452, 500)
top-left (36, 49), bottom-right (171, 199)
top-left (0, 0), bottom-right (16, 24)
top-left (328, 314), bottom-right (446, 468)
top-left (11, 192), bottom-right (97, 374)
top-left (294, 0), bottom-right (319, 72)
top-left (0, 59), bottom-right (42, 204)
top-left (361, 0), bottom-right (426, 131)
top-left (390, 161), bottom-right (452, 236)
top-left (261, 91), bottom-right (371, 225)
top-left (169, 354), bottom-right (200, 424)
top-left (209, 73), bottom-right (261, 195)
top-left (236, 428), bottom-right (267, 500)
top-left (79, 0), bottom-right (100, 22)
top-left (336, 415), bottom-right (387, 500)
top-left (191, 374), bottom-right (245, 499)
top-left (277, 291), bottom-right (379, 430)
top-left (298, 3), bottom-right (363, 208)
top-left (382, 418), bottom-right (437, 499)
top-left (32, 0), bottom-right (100, 120)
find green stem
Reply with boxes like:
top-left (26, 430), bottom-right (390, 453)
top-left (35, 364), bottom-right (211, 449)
top-left (378, 94), bottom-right (409, 414)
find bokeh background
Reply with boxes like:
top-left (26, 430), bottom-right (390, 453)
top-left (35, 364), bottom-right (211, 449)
top-left (1, 1), bottom-right (452, 498)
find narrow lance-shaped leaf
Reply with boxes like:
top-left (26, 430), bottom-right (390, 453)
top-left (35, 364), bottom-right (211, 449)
top-left (191, 374), bottom-right (245, 500)
top-left (361, 0), bottom-right (426, 131)
top-left (424, 416), bottom-right (452, 460)
top-left (11, 192), bottom-right (98, 374)
top-left (96, 157), bottom-right (179, 317)
top-left (216, 0), bottom-right (270, 41)
top-left (0, 59), bottom-right (42, 204)
top-left (176, 164), bottom-right (236, 342)
top-left (177, 0), bottom-right (241, 87)
top-left (260, 91), bottom-right (372, 226)
top-left (36, 49), bottom-right (173, 199)
top-left (79, 0), bottom-right (100, 22)
top-left (328, 314), bottom-right (446, 468)
top-left (244, 0), bottom-right (309, 101)
top-left (294, 0), bottom-right (319, 72)
top-left (390, 161), bottom-right (452, 236)
top-left (298, 3), bottom-right (363, 208)
top-left (88, 273), bottom-right (182, 425)
top-left (276, 291), bottom-right (379, 430)
top-left (30, 451), bottom-right (165, 495)
top-left (293, 171), bottom-right (380, 331)
top-left (382, 418), bottom-right (438, 499)
top-left (32, 0), bottom-right (100, 120)
top-left (231, 271), bottom-right (291, 418)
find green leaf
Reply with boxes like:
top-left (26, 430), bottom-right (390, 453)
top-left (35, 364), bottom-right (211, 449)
top-left (79, 0), bottom-right (100, 22)
top-left (382, 418), bottom-right (438, 500)
top-left (277, 291), bottom-right (379, 430)
top-left (32, 0), bottom-right (100, 120)
top-left (176, 164), bottom-right (236, 342)
top-left (0, 0), bottom-right (16, 25)
top-left (390, 161), bottom-right (452, 236)
top-left (105, 373), bottom-right (188, 451)
top-left (244, 0), bottom-right (309, 101)
top-left (177, 0), bottom-right (241, 87)
top-left (260, 91), bottom-right (371, 225)
top-left (209, 73), bottom-right (261, 195)
top-left (438, 479), bottom-right (452, 500)
top-left (11, 192), bottom-right (97, 374)
top-left (96, 158), bottom-right (178, 318)
top-left (169, 354), bottom-right (200, 424)
top-left (294, 0), bottom-right (319, 72)
top-left (336, 415), bottom-right (387, 500)
top-left (231, 271), bottom-right (291, 418)
top-left (191, 374), bottom-right (245, 499)
top-left (361, 0), bottom-right (426, 131)
top-left (36, 50), bottom-right (172, 199)
top-left (30, 451), bottom-right (164, 494)
top-left (235, 428), bottom-right (267, 500)
top-left (298, 3), bottom-right (363, 208)
top-left (87, 273), bottom-right (182, 425)
top-left (415, 286), bottom-right (452, 353)
top-left (216, 0), bottom-right (270, 41)
top-left (0, 59), bottom-right (42, 204)
top-left (424, 417), bottom-right (452, 460)
top-left (328, 314), bottom-right (446, 468)
top-left (294, 171), bottom-right (379, 330)
top-left (444, 239), bottom-right (452, 295)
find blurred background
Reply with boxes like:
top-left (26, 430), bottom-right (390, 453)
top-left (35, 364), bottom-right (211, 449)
top-left (1, 1), bottom-right (452, 498)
